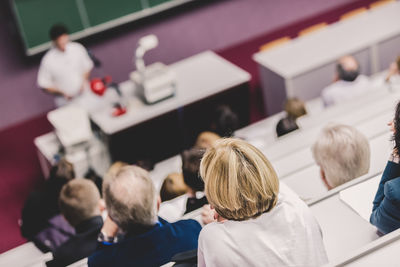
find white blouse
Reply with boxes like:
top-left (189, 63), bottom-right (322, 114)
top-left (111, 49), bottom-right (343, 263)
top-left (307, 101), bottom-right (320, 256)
top-left (197, 184), bottom-right (328, 267)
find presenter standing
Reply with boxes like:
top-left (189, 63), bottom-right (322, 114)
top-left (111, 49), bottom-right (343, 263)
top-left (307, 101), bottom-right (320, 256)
top-left (37, 24), bottom-right (94, 107)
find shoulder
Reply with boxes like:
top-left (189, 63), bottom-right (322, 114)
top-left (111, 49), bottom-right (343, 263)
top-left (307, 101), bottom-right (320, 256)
top-left (69, 42), bottom-right (86, 51)
top-left (170, 218), bottom-right (202, 233)
top-left (384, 177), bottom-right (400, 202)
top-left (40, 49), bottom-right (57, 66)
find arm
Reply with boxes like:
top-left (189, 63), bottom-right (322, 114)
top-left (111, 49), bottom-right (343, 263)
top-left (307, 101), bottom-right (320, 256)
top-left (372, 158), bottom-right (400, 212)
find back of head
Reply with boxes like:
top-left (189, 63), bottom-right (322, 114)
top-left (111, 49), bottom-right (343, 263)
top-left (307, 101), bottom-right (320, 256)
top-left (284, 98), bottom-right (307, 119)
top-left (102, 165), bottom-right (157, 232)
top-left (49, 24), bottom-right (69, 41)
top-left (104, 161), bottom-right (128, 182)
top-left (336, 56), bottom-right (360, 82)
top-left (194, 131), bottom-right (221, 149)
top-left (312, 124), bottom-right (370, 188)
top-left (160, 173), bottom-right (188, 202)
top-left (212, 105), bottom-right (239, 137)
top-left (46, 158), bottom-right (75, 197)
top-left (181, 148), bottom-right (206, 192)
top-left (200, 138), bottom-right (279, 221)
top-left (59, 179), bottom-right (100, 227)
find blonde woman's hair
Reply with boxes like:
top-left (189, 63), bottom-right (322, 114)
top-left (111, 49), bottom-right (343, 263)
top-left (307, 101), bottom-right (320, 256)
top-left (312, 124), bottom-right (370, 188)
top-left (200, 138), bottom-right (279, 221)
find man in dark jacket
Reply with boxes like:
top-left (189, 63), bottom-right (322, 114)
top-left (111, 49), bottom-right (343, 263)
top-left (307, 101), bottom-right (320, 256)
top-left (89, 165), bottom-right (201, 267)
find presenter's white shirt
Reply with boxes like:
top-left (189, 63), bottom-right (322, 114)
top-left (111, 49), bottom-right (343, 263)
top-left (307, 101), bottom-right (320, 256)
top-left (321, 75), bottom-right (371, 107)
top-left (197, 184), bottom-right (328, 267)
top-left (37, 42), bottom-right (93, 106)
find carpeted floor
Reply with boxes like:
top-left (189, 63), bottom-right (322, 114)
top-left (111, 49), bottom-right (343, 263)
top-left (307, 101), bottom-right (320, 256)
top-left (0, 0), bottom-right (375, 253)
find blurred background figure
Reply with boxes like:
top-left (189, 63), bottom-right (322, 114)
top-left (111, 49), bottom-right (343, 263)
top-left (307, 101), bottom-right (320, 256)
top-left (276, 98), bottom-right (307, 137)
top-left (20, 158), bottom-right (76, 252)
top-left (321, 55), bottom-right (370, 107)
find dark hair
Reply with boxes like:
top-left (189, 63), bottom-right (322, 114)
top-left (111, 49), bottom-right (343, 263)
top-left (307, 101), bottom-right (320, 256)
top-left (276, 117), bottom-right (299, 137)
top-left (394, 101), bottom-right (400, 156)
top-left (212, 105), bottom-right (239, 137)
top-left (337, 63), bottom-right (359, 82)
top-left (45, 158), bottom-right (75, 200)
top-left (49, 24), bottom-right (69, 41)
top-left (181, 148), bottom-right (206, 192)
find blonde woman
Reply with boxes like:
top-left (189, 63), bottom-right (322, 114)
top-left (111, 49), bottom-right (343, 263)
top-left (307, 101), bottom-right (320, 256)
top-left (198, 138), bottom-right (327, 267)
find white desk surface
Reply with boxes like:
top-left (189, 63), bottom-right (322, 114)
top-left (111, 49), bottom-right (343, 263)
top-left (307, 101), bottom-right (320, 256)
top-left (340, 175), bottom-right (380, 222)
top-left (311, 191), bottom-right (380, 261)
top-left (326, 228), bottom-right (400, 267)
top-left (253, 1), bottom-right (400, 78)
top-left (0, 242), bottom-right (52, 267)
top-left (91, 51), bottom-right (251, 135)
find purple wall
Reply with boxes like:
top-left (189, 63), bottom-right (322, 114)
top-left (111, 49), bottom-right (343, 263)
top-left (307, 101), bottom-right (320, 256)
top-left (0, 0), bottom-right (357, 131)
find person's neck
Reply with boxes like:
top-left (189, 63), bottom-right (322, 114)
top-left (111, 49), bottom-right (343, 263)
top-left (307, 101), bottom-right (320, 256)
top-left (75, 215), bottom-right (103, 233)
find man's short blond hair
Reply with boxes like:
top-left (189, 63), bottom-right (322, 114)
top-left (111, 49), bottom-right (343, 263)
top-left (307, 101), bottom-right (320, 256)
top-left (200, 138), bottom-right (279, 221)
top-left (59, 179), bottom-right (100, 227)
top-left (103, 165), bottom-right (158, 232)
top-left (312, 124), bottom-right (370, 188)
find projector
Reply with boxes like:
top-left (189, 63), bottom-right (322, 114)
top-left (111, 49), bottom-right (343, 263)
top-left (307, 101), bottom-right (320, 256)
top-left (131, 34), bottom-right (176, 104)
top-left (130, 62), bottom-right (176, 104)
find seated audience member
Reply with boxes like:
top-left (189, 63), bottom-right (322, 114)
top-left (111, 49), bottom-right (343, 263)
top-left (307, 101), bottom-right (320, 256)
top-left (198, 138), bottom-right (328, 266)
top-left (194, 131), bottom-right (221, 149)
top-left (211, 105), bottom-right (239, 137)
top-left (21, 159), bottom-right (75, 251)
top-left (276, 98), bottom-right (307, 137)
top-left (312, 124), bottom-right (370, 190)
top-left (321, 55), bottom-right (370, 107)
top-left (46, 179), bottom-right (103, 267)
top-left (89, 166), bottom-right (201, 267)
top-left (159, 148), bottom-right (207, 222)
top-left (371, 102), bottom-right (400, 234)
top-left (160, 173), bottom-right (189, 202)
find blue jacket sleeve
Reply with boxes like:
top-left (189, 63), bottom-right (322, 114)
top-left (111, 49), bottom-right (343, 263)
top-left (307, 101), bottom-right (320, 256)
top-left (372, 161), bottom-right (400, 212)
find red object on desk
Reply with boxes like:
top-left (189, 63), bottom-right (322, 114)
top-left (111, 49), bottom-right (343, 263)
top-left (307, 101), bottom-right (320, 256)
top-left (90, 78), bottom-right (106, 96)
top-left (112, 106), bottom-right (127, 117)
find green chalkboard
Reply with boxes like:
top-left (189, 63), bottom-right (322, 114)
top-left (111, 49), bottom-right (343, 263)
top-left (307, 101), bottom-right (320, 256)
top-left (13, 0), bottom-right (84, 49)
top-left (83, 0), bottom-right (144, 27)
top-left (12, 0), bottom-right (196, 55)
top-left (148, 0), bottom-right (173, 7)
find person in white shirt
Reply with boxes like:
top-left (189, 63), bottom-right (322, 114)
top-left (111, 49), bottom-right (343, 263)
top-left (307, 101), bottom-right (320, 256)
top-left (321, 55), bottom-right (370, 107)
top-left (37, 24), bottom-right (94, 107)
top-left (198, 138), bottom-right (328, 267)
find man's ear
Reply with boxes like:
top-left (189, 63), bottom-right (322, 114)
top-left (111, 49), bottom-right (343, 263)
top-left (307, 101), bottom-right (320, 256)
top-left (98, 199), bottom-right (106, 213)
top-left (320, 168), bottom-right (332, 190)
top-left (157, 195), bottom-right (161, 211)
